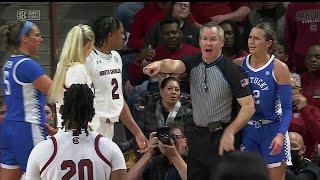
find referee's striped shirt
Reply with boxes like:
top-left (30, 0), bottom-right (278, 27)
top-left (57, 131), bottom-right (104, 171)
top-left (182, 54), bottom-right (252, 127)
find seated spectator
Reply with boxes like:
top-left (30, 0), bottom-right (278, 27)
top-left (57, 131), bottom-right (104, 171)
top-left (127, 121), bottom-right (188, 180)
top-left (243, 2), bottom-right (286, 51)
top-left (128, 2), bottom-right (170, 50)
top-left (134, 77), bottom-right (192, 137)
top-left (219, 20), bottom-right (248, 61)
top-left (129, 17), bottom-right (200, 93)
top-left (301, 44), bottom-right (320, 109)
top-left (25, 84), bottom-right (127, 180)
top-left (274, 39), bottom-right (288, 64)
top-left (286, 132), bottom-right (320, 180)
top-left (285, 3), bottom-right (320, 73)
top-left (288, 74), bottom-right (319, 160)
top-left (44, 103), bottom-right (58, 136)
top-left (214, 151), bottom-right (269, 180)
top-left (190, 2), bottom-right (251, 26)
top-left (145, 2), bottom-right (200, 49)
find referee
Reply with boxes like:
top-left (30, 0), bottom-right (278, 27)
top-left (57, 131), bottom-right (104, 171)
top-left (143, 22), bottom-right (255, 180)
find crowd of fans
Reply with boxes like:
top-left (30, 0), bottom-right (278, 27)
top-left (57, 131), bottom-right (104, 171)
top-left (0, 2), bottom-right (320, 180)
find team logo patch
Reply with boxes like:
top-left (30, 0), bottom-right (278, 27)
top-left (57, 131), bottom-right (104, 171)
top-left (265, 71), bottom-right (270, 76)
top-left (240, 78), bottom-right (249, 87)
top-left (73, 137), bottom-right (80, 144)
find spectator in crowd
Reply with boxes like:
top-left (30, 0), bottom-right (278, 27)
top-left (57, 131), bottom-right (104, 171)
top-left (190, 2), bottom-right (251, 25)
top-left (145, 2), bottom-right (200, 49)
top-left (86, 16), bottom-right (148, 150)
top-left (285, 3), bottom-right (320, 73)
top-left (237, 22), bottom-right (292, 180)
top-left (143, 22), bottom-right (255, 180)
top-left (44, 104), bottom-right (57, 136)
top-left (48, 24), bottom-right (94, 132)
top-left (45, 104), bottom-right (54, 128)
top-left (214, 151), bottom-right (270, 180)
top-left (129, 17), bottom-right (200, 93)
top-left (127, 121), bottom-right (188, 180)
top-left (220, 20), bottom-right (248, 61)
top-left (301, 44), bottom-right (320, 109)
top-left (25, 84), bottom-right (127, 180)
top-left (128, 2), bottom-right (170, 49)
top-left (285, 132), bottom-right (320, 180)
top-left (0, 20), bottom-right (52, 179)
top-left (134, 77), bottom-right (192, 137)
top-left (243, 2), bottom-right (286, 50)
top-left (274, 39), bottom-right (288, 64)
top-left (115, 2), bottom-right (145, 33)
top-left (288, 74), bottom-right (319, 161)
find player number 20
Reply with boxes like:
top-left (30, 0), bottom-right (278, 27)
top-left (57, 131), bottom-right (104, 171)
top-left (61, 159), bottom-right (93, 180)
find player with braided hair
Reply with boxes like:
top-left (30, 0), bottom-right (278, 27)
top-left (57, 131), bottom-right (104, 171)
top-left (86, 16), bottom-right (148, 151)
top-left (26, 84), bottom-right (127, 180)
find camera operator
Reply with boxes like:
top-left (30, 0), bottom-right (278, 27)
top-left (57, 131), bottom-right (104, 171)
top-left (127, 122), bottom-right (187, 180)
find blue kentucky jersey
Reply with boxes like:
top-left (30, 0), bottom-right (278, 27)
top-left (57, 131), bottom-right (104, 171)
top-left (2, 55), bottom-right (46, 125)
top-left (242, 54), bottom-right (281, 121)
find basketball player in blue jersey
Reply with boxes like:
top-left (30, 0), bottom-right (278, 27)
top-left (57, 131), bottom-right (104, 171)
top-left (234, 22), bottom-right (292, 180)
top-left (0, 21), bottom-right (52, 180)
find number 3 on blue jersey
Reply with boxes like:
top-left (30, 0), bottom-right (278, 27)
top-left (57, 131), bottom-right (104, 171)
top-left (3, 70), bottom-right (11, 95)
top-left (253, 90), bottom-right (260, 104)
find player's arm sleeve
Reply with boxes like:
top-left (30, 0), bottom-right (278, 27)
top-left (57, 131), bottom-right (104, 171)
top-left (278, 84), bottom-right (292, 135)
top-left (65, 65), bottom-right (88, 87)
top-left (110, 141), bottom-right (127, 171)
top-left (15, 59), bottom-right (45, 83)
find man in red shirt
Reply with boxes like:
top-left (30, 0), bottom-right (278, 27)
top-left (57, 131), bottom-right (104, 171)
top-left (128, 18), bottom-right (200, 93)
top-left (285, 3), bottom-right (320, 73)
top-left (127, 2), bottom-right (170, 49)
top-left (301, 44), bottom-right (320, 109)
top-left (191, 2), bottom-right (250, 25)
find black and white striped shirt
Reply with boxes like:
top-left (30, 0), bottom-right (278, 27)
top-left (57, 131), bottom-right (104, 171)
top-left (182, 54), bottom-right (251, 127)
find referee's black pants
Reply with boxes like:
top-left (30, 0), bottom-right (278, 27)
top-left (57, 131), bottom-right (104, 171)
top-left (186, 125), bottom-right (241, 180)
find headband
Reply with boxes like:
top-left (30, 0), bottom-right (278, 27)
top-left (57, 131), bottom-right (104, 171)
top-left (19, 21), bottom-right (34, 39)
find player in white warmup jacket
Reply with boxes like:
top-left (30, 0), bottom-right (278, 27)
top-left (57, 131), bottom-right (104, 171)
top-left (86, 16), bottom-right (148, 151)
top-left (26, 84), bottom-right (127, 180)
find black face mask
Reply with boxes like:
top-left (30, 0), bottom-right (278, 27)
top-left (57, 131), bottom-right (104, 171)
top-left (291, 149), bottom-right (302, 164)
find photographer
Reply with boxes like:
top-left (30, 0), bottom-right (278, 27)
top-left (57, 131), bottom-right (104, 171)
top-left (127, 122), bottom-right (187, 180)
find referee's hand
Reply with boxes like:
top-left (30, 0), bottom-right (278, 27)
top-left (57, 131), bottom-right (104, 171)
top-left (143, 61), bottom-right (161, 77)
top-left (219, 130), bottom-right (235, 156)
